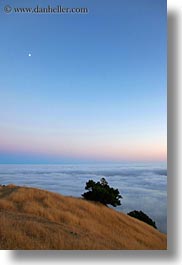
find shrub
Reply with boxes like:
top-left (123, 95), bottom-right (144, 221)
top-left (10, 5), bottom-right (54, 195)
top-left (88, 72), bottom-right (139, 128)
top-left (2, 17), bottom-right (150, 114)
top-left (82, 178), bottom-right (122, 207)
top-left (127, 210), bottom-right (157, 229)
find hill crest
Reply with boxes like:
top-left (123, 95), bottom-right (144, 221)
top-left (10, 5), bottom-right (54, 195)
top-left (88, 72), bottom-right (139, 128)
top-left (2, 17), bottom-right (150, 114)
top-left (0, 184), bottom-right (167, 250)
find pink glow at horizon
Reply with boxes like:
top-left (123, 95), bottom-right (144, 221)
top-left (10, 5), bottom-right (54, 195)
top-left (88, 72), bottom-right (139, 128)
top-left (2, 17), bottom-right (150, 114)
top-left (0, 126), bottom-right (167, 162)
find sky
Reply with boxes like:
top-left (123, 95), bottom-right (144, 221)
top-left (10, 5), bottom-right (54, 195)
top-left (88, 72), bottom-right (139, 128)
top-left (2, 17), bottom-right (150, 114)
top-left (0, 0), bottom-right (167, 163)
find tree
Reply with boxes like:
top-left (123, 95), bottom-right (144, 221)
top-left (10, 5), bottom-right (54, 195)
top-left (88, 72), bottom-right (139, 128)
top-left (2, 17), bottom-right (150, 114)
top-left (127, 210), bottom-right (157, 229)
top-left (82, 178), bottom-right (122, 207)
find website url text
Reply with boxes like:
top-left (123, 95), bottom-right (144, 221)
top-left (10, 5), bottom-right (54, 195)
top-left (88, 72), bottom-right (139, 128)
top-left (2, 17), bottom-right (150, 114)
top-left (4, 5), bottom-right (89, 14)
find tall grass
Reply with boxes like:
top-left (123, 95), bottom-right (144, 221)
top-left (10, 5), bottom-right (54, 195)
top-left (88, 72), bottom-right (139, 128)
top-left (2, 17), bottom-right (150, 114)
top-left (0, 185), bottom-right (167, 250)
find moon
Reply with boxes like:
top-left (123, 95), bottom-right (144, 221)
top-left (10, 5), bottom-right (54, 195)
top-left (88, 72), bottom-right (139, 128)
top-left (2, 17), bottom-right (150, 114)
top-left (28, 53), bottom-right (32, 57)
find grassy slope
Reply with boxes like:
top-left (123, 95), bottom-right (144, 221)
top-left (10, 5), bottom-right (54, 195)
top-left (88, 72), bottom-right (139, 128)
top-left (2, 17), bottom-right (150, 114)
top-left (0, 185), bottom-right (167, 250)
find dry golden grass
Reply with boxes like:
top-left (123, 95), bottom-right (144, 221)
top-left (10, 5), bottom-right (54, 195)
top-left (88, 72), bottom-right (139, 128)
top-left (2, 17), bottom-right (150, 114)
top-left (0, 185), bottom-right (167, 250)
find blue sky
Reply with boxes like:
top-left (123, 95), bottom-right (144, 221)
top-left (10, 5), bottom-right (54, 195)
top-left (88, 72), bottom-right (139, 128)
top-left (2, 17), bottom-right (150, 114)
top-left (0, 0), bottom-right (167, 163)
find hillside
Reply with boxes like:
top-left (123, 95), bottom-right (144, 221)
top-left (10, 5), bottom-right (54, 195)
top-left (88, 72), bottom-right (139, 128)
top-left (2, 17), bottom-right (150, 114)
top-left (0, 185), bottom-right (167, 250)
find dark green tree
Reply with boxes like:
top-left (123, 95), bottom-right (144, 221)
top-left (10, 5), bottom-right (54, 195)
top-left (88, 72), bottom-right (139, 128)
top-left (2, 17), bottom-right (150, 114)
top-left (82, 178), bottom-right (122, 207)
top-left (127, 210), bottom-right (157, 229)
